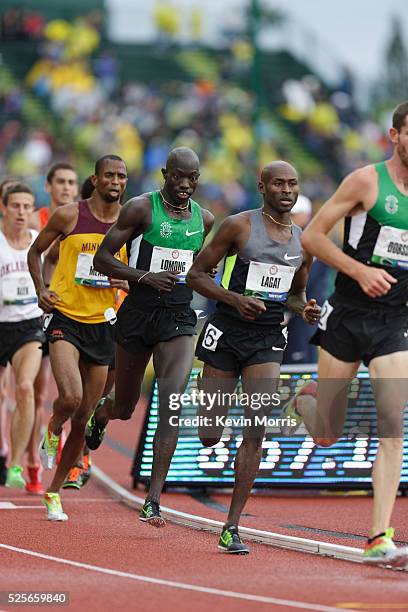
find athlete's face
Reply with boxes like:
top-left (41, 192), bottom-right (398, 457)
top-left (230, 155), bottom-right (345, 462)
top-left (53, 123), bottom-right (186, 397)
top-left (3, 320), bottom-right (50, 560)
top-left (93, 160), bottom-right (128, 204)
top-left (259, 169), bottom-right (299, 213)
top-left (46, 169), bottom-right (78, 206)
top-left (162, 162), bottom-right (200, 205)
top-left (390, 116), bottom-right (408, 169)
top-left (4, 192), bottom-right (35, 231)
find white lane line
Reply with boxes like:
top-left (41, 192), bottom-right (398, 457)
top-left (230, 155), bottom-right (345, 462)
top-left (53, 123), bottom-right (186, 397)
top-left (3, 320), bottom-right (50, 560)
top-left (0, 543), bottom-right (356, 612)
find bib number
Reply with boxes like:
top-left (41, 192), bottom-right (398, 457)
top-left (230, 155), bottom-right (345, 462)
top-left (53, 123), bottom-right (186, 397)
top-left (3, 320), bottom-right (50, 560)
top-left (150, 247), bottom-right (194, 284)
top-left (244, 262), bottom-right (295, 301)
top-left (372, 226), bottom-right (408, 269)
top-left (75, 253), bottom-right (110, 288)
top-left (318, 300), bottom-right (333, 331)
top-left (202, 323), bottom-right (223, 352)
top-left (2, 276), bottom-right (37, 305)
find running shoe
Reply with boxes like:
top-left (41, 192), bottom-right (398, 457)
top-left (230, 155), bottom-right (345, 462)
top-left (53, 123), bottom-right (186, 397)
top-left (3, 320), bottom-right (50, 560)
top-left (80, 453), bottom-right (92, 487)
top-left (62, 466), bottom-right (83, 490)
top-left (5, 465), bottom-right (25, 489)
top-left (0, 455), bottom-right (7, 485)
top-left (139, 500), bottom-right (166, 528)
top-left (363, 528), bottom-right (408, 567)
top-left (280, 379), bottom-right (317, 435)
top-left (42, 492), bottom-right (68, 521)
top-left (85, 398), bottom-right (107, 450)
top-left (39, 420), bottom-right (61, 469)
top-left (218, 525), bottom-right (249, 554)
top-left (25, 466), bottom-right (43, 495)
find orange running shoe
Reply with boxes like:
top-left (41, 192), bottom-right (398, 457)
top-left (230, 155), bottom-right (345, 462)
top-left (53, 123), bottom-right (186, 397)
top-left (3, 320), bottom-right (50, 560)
top-left (25, 466), bottom-right (43, 495)
top-left (62, 466), bottom-right (83, 490)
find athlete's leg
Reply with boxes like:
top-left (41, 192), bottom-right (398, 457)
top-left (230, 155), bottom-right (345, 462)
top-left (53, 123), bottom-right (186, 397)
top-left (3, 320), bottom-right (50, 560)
top-left (225, 362), bottom-right (279, 528)
top-left (9, 342), bottom-right (42, 468)
top-left (0, 366), bottom-right (10, 483)
top-left (197, 363), bottom-right (238, 447)
top-left (146, 335), bottom-right (195, 504)
top-left (27, 356), bottom-right (51, 467)
top-left (368, 351), bottom-right (408, 538)
top-left (48, 341), bottom-right (84, 435)
top-left (47, 360), bottom-right (108, 493)
top-left (295, 348), bottom-right (360, 445)
top-left (96, 343), bottom-right (152, 425)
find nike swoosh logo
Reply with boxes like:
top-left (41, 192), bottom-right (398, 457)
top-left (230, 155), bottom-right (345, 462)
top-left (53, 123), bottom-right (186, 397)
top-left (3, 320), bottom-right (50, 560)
top-left (284, 253), bottom-right (301, 261)
top-left (185, 230), bottom-right (201, 236)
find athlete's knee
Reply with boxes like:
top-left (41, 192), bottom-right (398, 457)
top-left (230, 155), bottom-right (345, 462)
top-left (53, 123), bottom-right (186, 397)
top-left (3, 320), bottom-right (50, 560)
top-left (313, 437), bottom-right (338, 448)
top-left (58, 390), bottom-right (82, 416)
top-left (15, 380), bottom-right (35, 402)
top-left (34, 389), bottom-right (46, 408)
top-left (378, 437), bottom-right (403, 453)
top-left (199, 436), bottom-right (220, 448)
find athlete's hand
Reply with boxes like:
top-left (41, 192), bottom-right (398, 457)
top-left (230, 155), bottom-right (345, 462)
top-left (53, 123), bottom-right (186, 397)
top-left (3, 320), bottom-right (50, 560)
top-left (143, 271), bottom-right (180, 292)
top-left (37, 288), bottom-right (59, 313)
top-left (355, 265), bottom-right (397, 298)
top-left (302, 298), bottom-right (321, 325)
top-left (233, 294), bottom-right (266, 320)
top-left (109, 278), bottom-right (129, 292)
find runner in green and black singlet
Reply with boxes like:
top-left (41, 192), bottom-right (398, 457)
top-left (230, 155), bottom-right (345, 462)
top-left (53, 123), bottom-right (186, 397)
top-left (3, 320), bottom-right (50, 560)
top-left (85, 147), bottom-right (214, 527)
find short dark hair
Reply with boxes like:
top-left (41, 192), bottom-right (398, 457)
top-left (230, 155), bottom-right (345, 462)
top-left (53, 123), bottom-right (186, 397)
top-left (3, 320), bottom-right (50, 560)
top-left (0, 177), bottom-right (19, 199)
top-left (94, 155), bottom-right (125, 176)
top-left (3, 183), bottom-right (34, 206)
top-left (392, 102), bottom-right (408, 132)
top-left (80, 176), bottom-right (94, 199)
top-left (46, 162), bottom-right (76, 184)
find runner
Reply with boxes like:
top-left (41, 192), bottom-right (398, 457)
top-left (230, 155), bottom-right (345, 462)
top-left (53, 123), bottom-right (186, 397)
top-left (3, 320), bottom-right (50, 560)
top-left (85, 147), bottom-right (214, 526)
top-left (26, 163), bottom-right (79, 495)
top-left (186, 161), bottom-right (320, 553)
top-left (28, 155), bottom-right (128, 520)
top-left (0, 183), bottom-right (44, 489)
top-left (281, 101), bottom-right (408, 567)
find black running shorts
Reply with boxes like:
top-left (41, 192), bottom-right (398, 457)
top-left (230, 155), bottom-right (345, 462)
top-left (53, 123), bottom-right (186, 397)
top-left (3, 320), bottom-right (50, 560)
top-left (310, 293), bottom-right (408, 366)
top-left (0, 317), bottom-right (45, 367)
top-left (115, 298), bottom-right (197, 354)
top-left (195, 312), bottom-right (287, 374)
top-left (44, 309), bottom-right (115, 365)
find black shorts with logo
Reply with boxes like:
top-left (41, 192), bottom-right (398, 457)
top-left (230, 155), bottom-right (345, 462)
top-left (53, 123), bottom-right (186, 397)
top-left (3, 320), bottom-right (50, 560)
top-left (115, 298), bottom-right (197, 354)
top-left (0, 317), bottom-right (45, 367)
top-left (195, 312), bottom-right (287, 374)
top-left (44, 309), bottom-right (115, 365)
top-left (310, 292), bottom-right (408, 366)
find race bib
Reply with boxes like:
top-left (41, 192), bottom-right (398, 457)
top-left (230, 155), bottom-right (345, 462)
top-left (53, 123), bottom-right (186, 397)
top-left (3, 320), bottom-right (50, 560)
top-left (150, 246), bottom-right (194, 284)
top-left (372, 226), bottom-right (408, 269)
top-left (201, 323), bottom-right (223, 352)
top-left (244, 262), bottom-right (295, 302)
top-left (318, 299), bottom-right (333, 331)
top-left (2, 276), bottom-right (37, 305)
top-left (74, 253), bottom-right (110, 288)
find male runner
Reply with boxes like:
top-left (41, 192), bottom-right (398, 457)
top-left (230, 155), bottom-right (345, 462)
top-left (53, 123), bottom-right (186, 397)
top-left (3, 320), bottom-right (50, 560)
top-left (85, 147), bottom-right (214, 525)
top-left (28, 155), bottom-right (128, 521)
top-left (26, 163), bottom-right (79, 495)
top-left (187, 161), bottom-right (320, 553)
top-left (0, 183), bottom-right (44, 488)
top-left (281, 101), bottom-right (408, 567)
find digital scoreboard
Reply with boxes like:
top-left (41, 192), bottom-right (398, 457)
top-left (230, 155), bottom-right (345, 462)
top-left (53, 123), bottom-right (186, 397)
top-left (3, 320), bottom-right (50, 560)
top-left (132, 367), bottom-right (408, 489)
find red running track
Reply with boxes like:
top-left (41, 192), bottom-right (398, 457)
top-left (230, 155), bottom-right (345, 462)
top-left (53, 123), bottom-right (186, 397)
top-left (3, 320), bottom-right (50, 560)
top-left (1, 404), bottom-right (408, 611)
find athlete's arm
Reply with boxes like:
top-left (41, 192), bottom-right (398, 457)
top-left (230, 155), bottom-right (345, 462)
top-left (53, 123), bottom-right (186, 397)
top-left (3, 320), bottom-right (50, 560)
top-left (94, 196), bottom-right (179, 292)
top-left (302, 167), bottom-right (397, 298)
top-left (28, 205), bottom-right (77, 311)
top-left (42, 237), bottom-right (60, 287)
top-left (286, 252), bottom-right (321, 324)
top-left (186, 215), bottom-right (266, 320)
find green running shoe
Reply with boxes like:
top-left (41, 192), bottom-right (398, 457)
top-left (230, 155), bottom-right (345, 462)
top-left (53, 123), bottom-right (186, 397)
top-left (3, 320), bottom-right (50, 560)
top-left (363, 527), bottom-right (408, 567)
top-left (6, 465), bottom-right (25, 489)
top-left (42, 492), bottom-right (68, 521)
top-left (218, 525), bottom-right (249, 554)
top-left (39, 420), bottom-right (61, 469)
top-left (85, 398), bottom-right (108, 450)
top-left (280, 380), bottom-right (317, 435)
top-left (139, 500), bottom-right (166, 528)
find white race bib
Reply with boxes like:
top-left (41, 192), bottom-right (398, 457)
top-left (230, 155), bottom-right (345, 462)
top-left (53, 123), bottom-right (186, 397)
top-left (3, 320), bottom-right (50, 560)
top-left (372, 226), bottom-right (408, 269)
top-left (244, 262), bottom-right (295, 302)
top-left (150, 246), bottom-right (194, 284)
top-left (2, 276), bottom-right (37, 305)
top-left (74, 253), bottom-right (111, 288)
